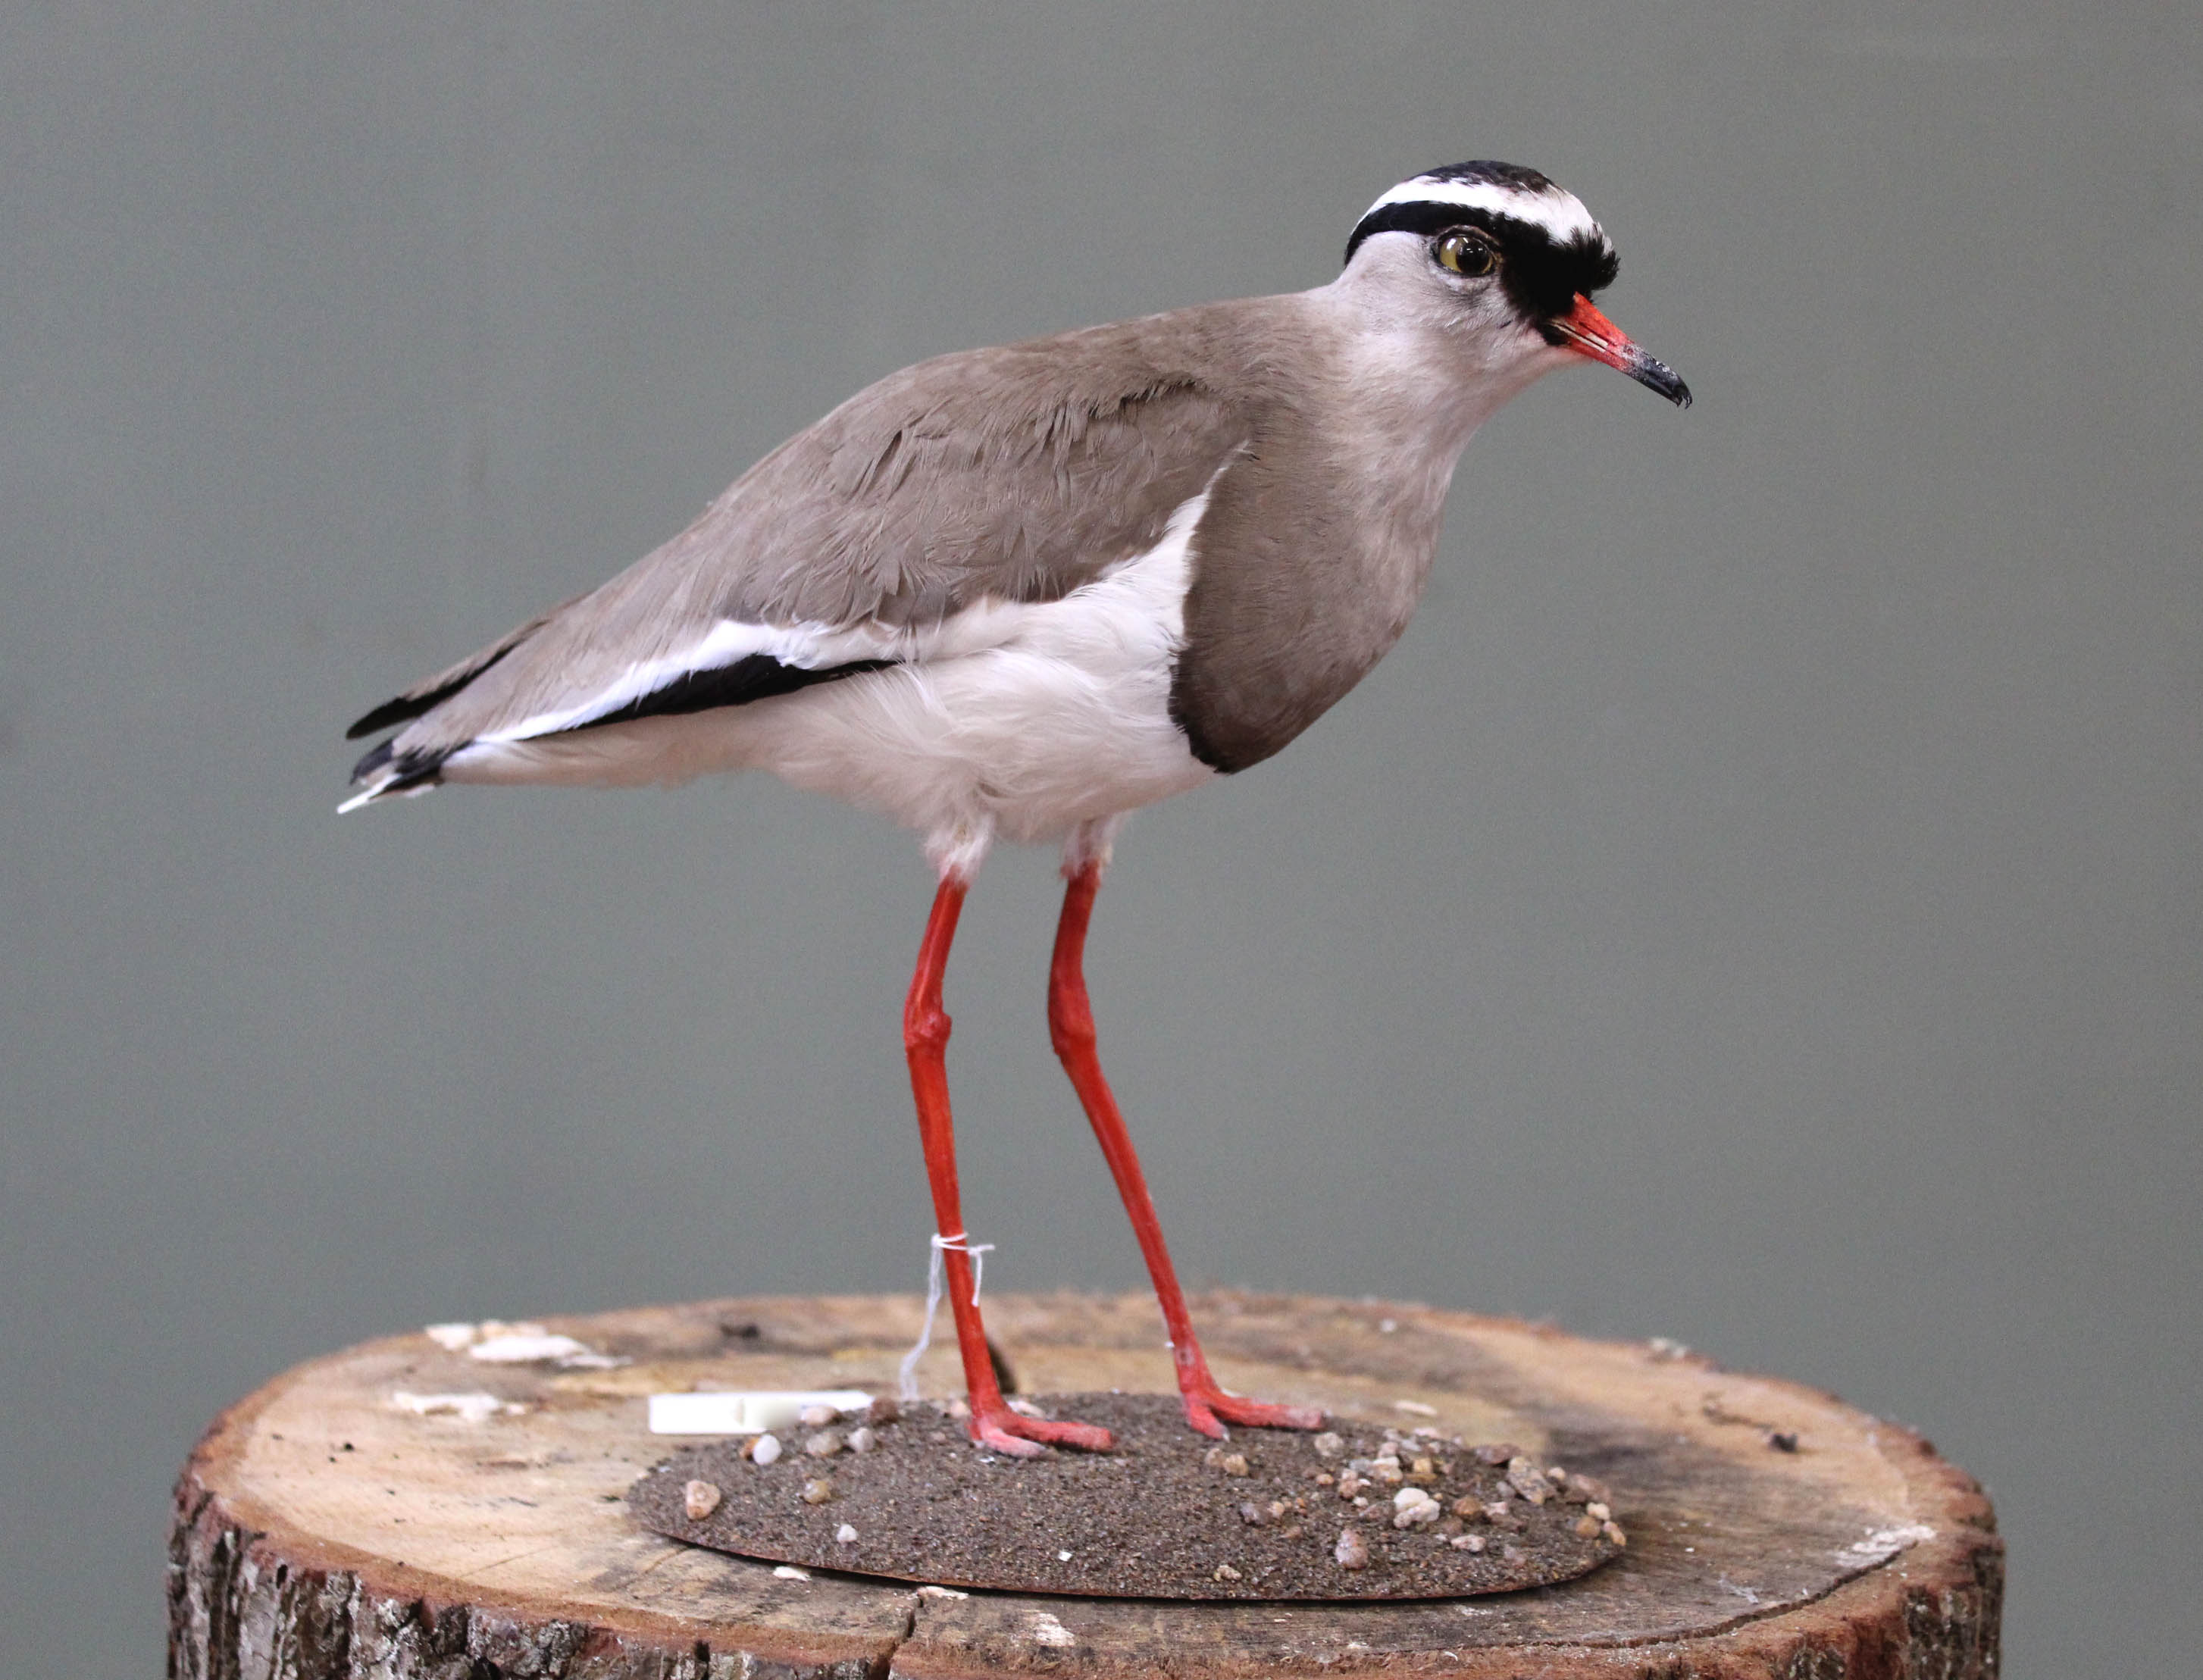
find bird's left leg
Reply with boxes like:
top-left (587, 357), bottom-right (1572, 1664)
top-left (904, 870), bottom-right (1113, 1457)
top-left (1047, 824), bottom-right (1325, 1439)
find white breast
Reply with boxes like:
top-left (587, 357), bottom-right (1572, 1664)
top-left (440, 488), bottom-right (1219, 875)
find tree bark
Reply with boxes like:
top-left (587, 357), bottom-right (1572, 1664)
top-left (171, 1291), bottom-right (2000, 1678)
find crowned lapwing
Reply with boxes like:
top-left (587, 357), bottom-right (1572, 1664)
top-left (344, 161), bottom-right (1689, 1456)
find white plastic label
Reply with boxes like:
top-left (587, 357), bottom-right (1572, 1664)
top-left (646, 1389), bottom-right (873, 1435)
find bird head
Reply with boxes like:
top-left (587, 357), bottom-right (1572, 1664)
top-left (1342, 161), bottom-right (1690, 408)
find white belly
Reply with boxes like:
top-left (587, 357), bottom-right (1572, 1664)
top-left (441, 496), bottom-right (1216, 871)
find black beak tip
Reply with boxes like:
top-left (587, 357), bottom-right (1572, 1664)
top-left (1632, 355), bottom-right (1692, 410)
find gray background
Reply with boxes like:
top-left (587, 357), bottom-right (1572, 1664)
top-left (2, 3), bottom-right (2195, 1672)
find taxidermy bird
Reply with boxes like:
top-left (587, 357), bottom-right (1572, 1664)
top-left (344, 161), bottom-right (1690, 1456)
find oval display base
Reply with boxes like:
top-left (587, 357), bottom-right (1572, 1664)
top-left (633, 1391), bottom-right (1620, 1600)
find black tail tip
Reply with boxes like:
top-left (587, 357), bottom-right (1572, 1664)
top-left (347, 739), bottom-right (449, 796)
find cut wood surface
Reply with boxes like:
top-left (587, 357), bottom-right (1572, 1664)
top-left (171, 1292), bottom-right (2001, 1679)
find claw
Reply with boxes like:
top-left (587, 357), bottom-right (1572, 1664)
top-left (969, 1404), bottom-right (1113, 1456)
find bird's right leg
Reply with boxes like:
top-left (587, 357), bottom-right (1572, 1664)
top-left (903, 873), bottom-right (1113, 1456)
top-left (1047, 836), bottom-right (1325, 1439)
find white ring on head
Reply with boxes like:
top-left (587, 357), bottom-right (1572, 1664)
top-left (1359, 177), bottom-right (1602, 246)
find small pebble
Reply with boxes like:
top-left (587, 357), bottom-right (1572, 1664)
top-left (1334, 1527), bottom-right (1369, 1570)
top-left (1450, 1533), bottom-right (1486, 1553)
top-left (945, 1397), bottom-right (971, 1419)
top-left (1483, 1502), bottom-right (1526, 1532)
top-left (846, 1426), bottom-right (877, 1454)
top-left (1769, 1431), bottom-right (1799, 1453)
top-left (1572, 1515), bottom-right (1601, 1539)
top-left (1313, 1471), bottom-right (1336, 1487)
top-left (1214, 1563), bottom-right (1242, 1581)
top-left (773, 1565), bottom-right (810, 1581)
top-left (1281, 1524), bottom-right (1304, 1541)
top-left (835, 1523), bottom-right (858, 1544)
top-left (867, 1396), bottom-right (900, 1425)
top-left (1410, 1456), bottom-right (1436, 1478)
top-left (797, 1403), bottom-right (840, 1428)
top-left (1586, 1501), bottom-right (1611, 1522)
top-left (1472, 1441), bottom-right (1519, 1466)
top-left (1602, 1521), bottom-right (1628, 1547)
top-left (682, 1479), bottom-right (722, 1520)
top-left (1006, 1397), bottom-right (1047, 1419)
top-left (1566, 1472), bottom-right (1613, 1505)
top-left (1220, 1453), bottom-right (1250, 1477)
top-left (804, 1429), bottom-right (844, 1458)
top-left (1392, 1487), bottom-right (1442, 1529)
top-left (1311, 1431), bottom-right (1345, 1459)
top-left (750, 1433), bottom-right (783, 1466)
top-left (1450, 1497), bottom-right (1484, 1521)
top-left (1238, 1501), bottom-right (1269, 1526)
top-left (800, 1478), bottom-right (834, 1504)
top-left (1506, 1455), bottom-right (1555, 1506)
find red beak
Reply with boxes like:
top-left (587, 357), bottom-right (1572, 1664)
top-left (1547, 296), bottom-right (1691, 408)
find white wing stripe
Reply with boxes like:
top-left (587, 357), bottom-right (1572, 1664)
top-left (477, 590), bottom-right (1088, 746)
top-left (481, 621), bottom-right (784, 743)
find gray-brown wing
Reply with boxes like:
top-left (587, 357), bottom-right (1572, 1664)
top-left (352, 307), bottom-right (1257, 774)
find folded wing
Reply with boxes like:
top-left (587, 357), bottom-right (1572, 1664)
top-left (346, 310), bottom-right (1256, 804)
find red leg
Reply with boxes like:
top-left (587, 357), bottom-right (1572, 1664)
top-left (1048, 858), bottom-right (1325, 1438)
top-left (904, 875), bottom-right (1112, 1456)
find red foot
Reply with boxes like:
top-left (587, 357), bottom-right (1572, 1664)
top-left (969, 1403), bottom-right (1114, 1457)
top-left (1181, 1382), bottom-right (1326, 1440)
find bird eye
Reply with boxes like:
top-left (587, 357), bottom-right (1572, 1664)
top-left (1435, 229), bottom-right (1498, 277)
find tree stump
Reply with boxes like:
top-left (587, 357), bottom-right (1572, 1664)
top-left (170, 1292), bottom-right (2001, 1678)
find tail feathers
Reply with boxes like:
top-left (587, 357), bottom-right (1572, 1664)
top-left (339, 737), bottom-right (453, 813)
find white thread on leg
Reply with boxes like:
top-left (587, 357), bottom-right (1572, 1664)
top-left (897, 1231), bottom-right (997, 1403)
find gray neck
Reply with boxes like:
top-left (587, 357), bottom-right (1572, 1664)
top-left (1317, 261), bottom-right (1557, 458)
top-left (1167, 280), bottom-right (1548, 772)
